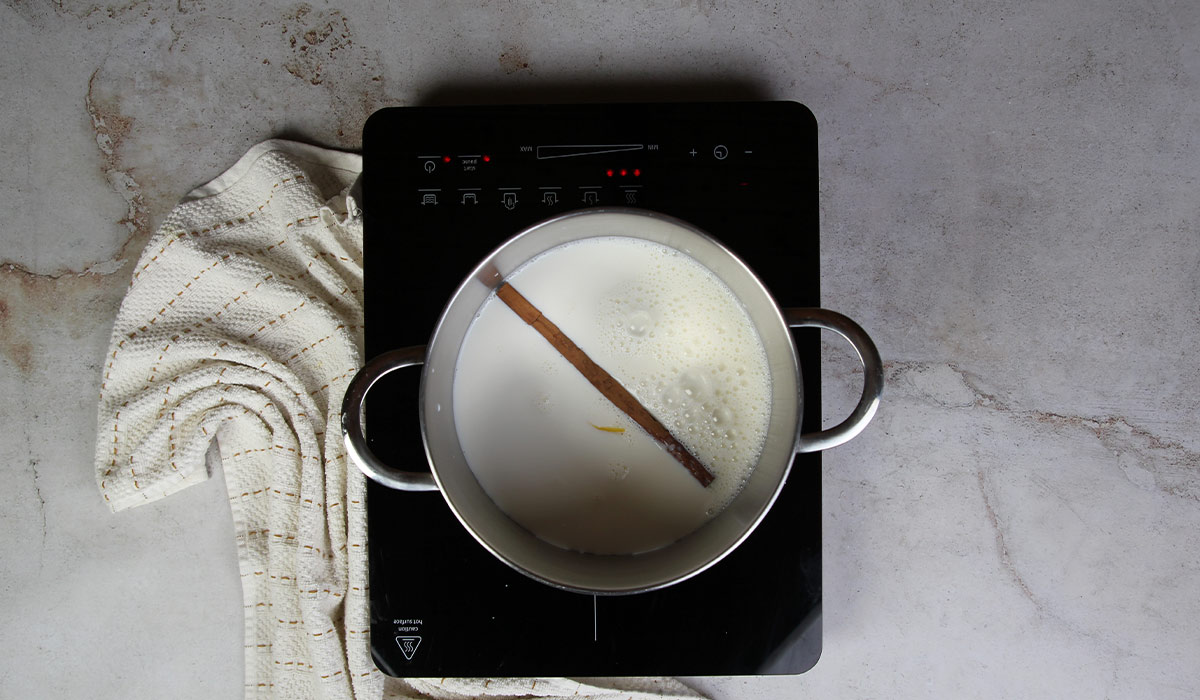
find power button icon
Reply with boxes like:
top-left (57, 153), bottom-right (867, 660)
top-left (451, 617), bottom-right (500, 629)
top-left (713, 145), bottom-right (729, 160)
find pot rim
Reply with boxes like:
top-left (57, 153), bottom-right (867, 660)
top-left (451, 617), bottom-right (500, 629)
top-left (416, 207), bottom-right (804, 594)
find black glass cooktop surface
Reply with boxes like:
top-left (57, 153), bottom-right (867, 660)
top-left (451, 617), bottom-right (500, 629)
top-left (361, 101), bottom-right (821, 676)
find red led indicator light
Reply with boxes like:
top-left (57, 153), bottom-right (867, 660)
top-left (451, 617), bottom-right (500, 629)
top-left (483, 155), bottom-right (491, 162)
top-left (606, 169), bottom-right (614, 177)
top-left (634, 168), bottom-right (642, 177)
top-left (620, 169), bottom-right (628, 177)
top-left (442, 156), bottom-right (451, 163)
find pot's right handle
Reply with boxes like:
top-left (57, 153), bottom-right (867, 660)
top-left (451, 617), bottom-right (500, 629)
top-left (785, 308), bottom-right (884, 453)
top-left (341, 346), bottom-right (440, 491)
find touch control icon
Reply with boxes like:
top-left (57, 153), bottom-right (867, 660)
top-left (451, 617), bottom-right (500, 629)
top-left (713, 144), bottom-right (729, 160)
top-left (502, 192), bottom-right (518, 210)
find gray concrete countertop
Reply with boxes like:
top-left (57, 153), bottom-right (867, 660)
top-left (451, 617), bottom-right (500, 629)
top-left (2, 2), bottom-right (1197, 698)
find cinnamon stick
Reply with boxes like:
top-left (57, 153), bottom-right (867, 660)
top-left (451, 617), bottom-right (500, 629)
top-left (495, 282), bottom-right (715, 488)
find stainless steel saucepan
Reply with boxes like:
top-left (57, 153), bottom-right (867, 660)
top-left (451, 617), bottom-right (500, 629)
top-left (342, 208), bottom-right (883, 594)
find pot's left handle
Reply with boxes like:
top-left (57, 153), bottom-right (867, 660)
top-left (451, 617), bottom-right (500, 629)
top-left (341, 347), bottom-right (440, 491)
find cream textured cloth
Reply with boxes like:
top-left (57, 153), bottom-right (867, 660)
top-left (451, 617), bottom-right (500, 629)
top-left (94, 140), bottom-right (705, 700)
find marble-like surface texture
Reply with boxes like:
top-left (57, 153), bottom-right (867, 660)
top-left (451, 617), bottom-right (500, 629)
top-left (2, 1), bottom-right (1197, 698)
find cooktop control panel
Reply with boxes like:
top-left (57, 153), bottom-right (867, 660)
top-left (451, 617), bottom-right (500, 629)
top-left (409, 140), bottom-right (755, 211)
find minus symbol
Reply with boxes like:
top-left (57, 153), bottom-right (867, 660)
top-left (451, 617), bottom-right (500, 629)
top-left (744, 150), bottom-right (753, 154)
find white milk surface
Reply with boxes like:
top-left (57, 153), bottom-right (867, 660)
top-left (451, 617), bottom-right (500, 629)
top-left (452, 236), bottom-right (772, 554)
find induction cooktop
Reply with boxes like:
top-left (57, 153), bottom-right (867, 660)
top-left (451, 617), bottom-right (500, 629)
top-left (361, 101), bottom-right (822, 676)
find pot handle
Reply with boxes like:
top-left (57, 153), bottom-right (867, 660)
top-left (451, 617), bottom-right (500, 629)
top-left (340, 346), bottom-right (440, 491)
top-left (785, 308), bottom-right (884, 453)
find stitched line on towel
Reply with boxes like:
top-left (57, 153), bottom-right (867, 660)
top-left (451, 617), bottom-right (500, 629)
top-left (103, 405), bottom-right (249, 488)
top-left (100, 409), bottom-right (124, 492)
top-left (287, 214), bottom-right (322, 229)
top-left (244, 571), bottom-right (299, 580)
top-left (302, 589), bottom-right (344, 598)
top-left (124, 255), bottom-right (287, 344)
top-left (274, 659), bottom-right (314, 671)
top-left (130, 173), bottom-right (308, 285)
top-left (160, 403), bottom-right (267, 482)
top-left (233, 487), bottom-right (301, 503)
top-left (120, 243), bottom-right (364, 359)
top-left (246, 298), bottom-right (310, 340)
top-left (106, 243), bottom-right (364, 402)
top-left (102, 266), bottom-right (285, 400)
top-left (163, 404), bottom-right (243, 477)
top-left (148, 322), bottom-right (358, 431)
top-left (308, 368), bottom-right (357, 398)
top-left (236, 528), bottom-right (341, 562)
top-left (227, 485), bottom-right (343, 514)
top-left (105, 349), bottom-right (350, 499)
top-left (313, 250), bottom-right (359, 264)
top-left (106, 271), bottom-right (360, 399)
top-left (282, 333), bottom-right (344, 367)
top-left (137, 272), bottom-right (284, 394)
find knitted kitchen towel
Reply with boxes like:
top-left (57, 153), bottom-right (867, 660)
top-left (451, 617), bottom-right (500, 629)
top-left (94, 139), bottom-right (706, 700)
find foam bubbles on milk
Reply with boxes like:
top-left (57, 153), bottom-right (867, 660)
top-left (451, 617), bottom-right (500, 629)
top-left (590, 239), bottom-right (772, 516)
top-left (453, 236), bottom-right (772, 555)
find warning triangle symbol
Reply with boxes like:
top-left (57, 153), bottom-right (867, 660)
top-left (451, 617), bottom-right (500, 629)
top-left (395, 635), bottom-right (422, 661)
